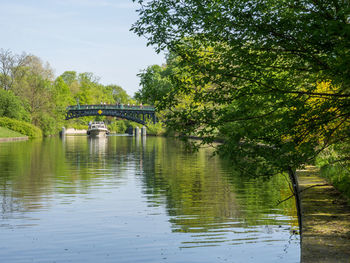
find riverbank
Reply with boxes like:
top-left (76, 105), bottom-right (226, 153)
top-left (0, 127), bottom-right (28, 142)
top-left (0, 136), bottom-right (28, 142)
top-left (62, 128), bottom-right (87, 136)
top-left (296, 167), bottom-right (350, 263)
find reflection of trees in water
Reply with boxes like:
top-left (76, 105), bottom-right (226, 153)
top-left (0, 136), bottom-right (298, 234)
top-left (62, 136), bottom-right (138, 185)
top-left (0, 139), bottom-right (66, 216)
top-left (138, 138), bottom-right (298, 232)
top-left (139, 138), bottom-right (239, 232)
top-left (0, 136), bottom-right (135, 216)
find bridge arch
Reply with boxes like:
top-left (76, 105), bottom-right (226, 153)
top-left (65, 105), bottom-right (157, 126)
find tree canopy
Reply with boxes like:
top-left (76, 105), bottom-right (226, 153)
top-left (135, 64), bottom-right (173, 105)
top-left (0, 49), bottom-right (134, 136)
top-left (132, 0), bottom-right (350, 173)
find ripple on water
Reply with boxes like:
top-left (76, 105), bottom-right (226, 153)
top-left (0, 137), bottom-right (300, 263)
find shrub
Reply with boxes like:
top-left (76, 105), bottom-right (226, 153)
top-left (316, 144), bottom-right (350, 201)
top-left (108, 120), bottom-right (128, 133)
top-left (0, 89), bottom-right (30, 121)
top-left (0, 117), bottom-right (42, 138)
top-left (320, 164), bottom-right (350, 200)
top-left (146, 120), bottom-right (166, 135)
top-left (36, 113), bottom-right (57, 136)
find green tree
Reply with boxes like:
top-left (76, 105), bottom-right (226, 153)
top-left (52, 77), bottom-right (74, 112)
top-left (12, 55), bottom-right (56, 135)
top-left (60, 71), bottom-right (77, 86)
top-left (135, 64), bottom-right (173, 105)
top-left (0, 89), bottom-right (29, 121)
top-left (132, 0), bottom-right (350, 173)
top-left (0, 49), bottom-right (137, 136)
top-left (17, 73), bottom-right (52, 126)
top-left (107, 84), bottom-right (131, 104)
top-left (50, 77), bottom-right (75, 131)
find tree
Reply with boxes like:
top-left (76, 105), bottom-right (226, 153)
top-left (12, 55), bottom-right (56, 134)
top-left (58, 72), bottom-right (130, 106)
top-left (107, 84), bottom-right (131, 104)
top-left (0, 89), bottom-right (29, 121)
top-left (0, 49), bottom-right (28, 91)
top-left (135, 64), bottom-right (173, 105)
top-left (60, 71), bottom-right (78, 86)
top-left (132, 0), bottom-right (350, 173)
top-left (51, 77), bottom-right (75, 128)
top-left (0, 49), bottom-right (136, 136)
top-left (0, 51), bottom-right (59, 135)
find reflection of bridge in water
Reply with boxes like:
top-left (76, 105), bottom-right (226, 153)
top-left (65, 104), bottom-right (157, 125)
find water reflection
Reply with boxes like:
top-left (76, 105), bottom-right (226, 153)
top-left (88, 136), bottom-right (108, 155)
top-left (0, 136), bottom-right (299, 262)
top-left (137, 138), bottom-right (299, 248)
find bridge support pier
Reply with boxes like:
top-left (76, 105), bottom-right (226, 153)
top-left (134, 127), bottom-right (140, 136)
top-left (126, 126), bottom-right (133, 135)
top-left (60, 127), bottom-right (66, 137)
top-left (153, 115), bottom-right (157, 124)
top-left (141, 126), bottom-right (146, 136)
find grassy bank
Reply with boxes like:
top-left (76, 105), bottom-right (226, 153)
top-left (319, 164), bottom-right (350, 201)
top-left (0, 117), bottom-right (42, 139)
top-left (316, 146), bottom-right (350, 201)
top-left (0, 127), bottom-right (25, 138)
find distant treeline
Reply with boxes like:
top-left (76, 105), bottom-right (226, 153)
top-left (0, 48), bottom-right (137, 136)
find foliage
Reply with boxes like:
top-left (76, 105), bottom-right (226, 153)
top-left (320, 163), bottom-right (350, 200)
top-left (0, 117), bottom-right (42, 138)
top-left (146, 120), bottom-right (166, 135)
top-left (67, 121), bottom-right (88, 130)
top-left (60, 71), bottom-right (131, 106)
top-left (132, 0), bottom-right (350, 173)
top-left (35, 113), bottom-right (57, 137)
top-left (135, 64), bottom-right (173, 105)
top-left (107, 84), bottom-right (131, 104)
top-left (316, 143), bottom-right (350, 199)
top-left (0, 49), bottom-right (136, 136)
top-left (50, 76), bottom-right (75, 134)
top-left (9, 54), bottom-right (58, 134)
top-left (0, 89), bottom-right (30, 121)
top-left (108, 120), bottom-right (128, 133)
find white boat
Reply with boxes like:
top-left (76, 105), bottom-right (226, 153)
top-left (87, 122), bottom-right (109, 137)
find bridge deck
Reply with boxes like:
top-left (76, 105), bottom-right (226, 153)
top-left (67, 104), bottom-right (155, 111)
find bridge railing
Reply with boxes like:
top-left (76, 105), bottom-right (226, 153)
top-left (67, 104), bottom-right (155, 111)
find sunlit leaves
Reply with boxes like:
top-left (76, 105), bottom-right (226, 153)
top-left (133, 0), bottom-right (350, 174)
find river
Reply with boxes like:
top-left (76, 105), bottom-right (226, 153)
top-left (0, 136), bottom-right (300, 262)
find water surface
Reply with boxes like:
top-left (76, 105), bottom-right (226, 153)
top-left (0, 136), bottom-right (299, 262)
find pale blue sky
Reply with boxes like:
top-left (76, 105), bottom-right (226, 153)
top-left (0, 0), bottom-right (164, 95)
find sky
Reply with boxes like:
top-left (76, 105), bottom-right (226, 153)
top-left (0, 0), bottom-right (165, 96)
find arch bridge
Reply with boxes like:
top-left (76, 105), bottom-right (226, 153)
top-left (65, 104), bottom-right (157, 125)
